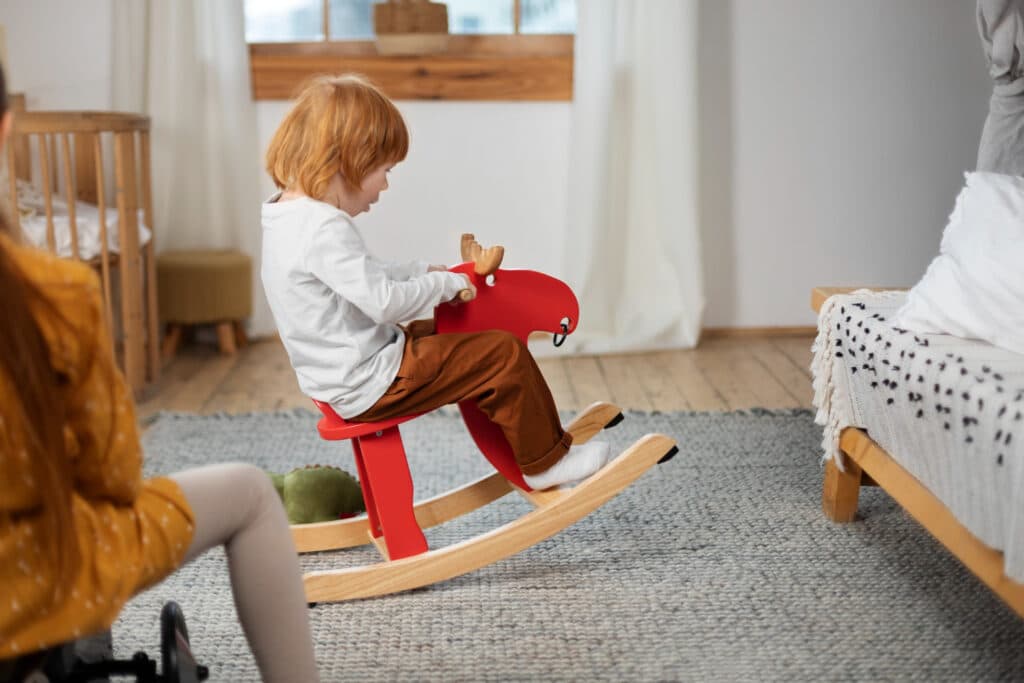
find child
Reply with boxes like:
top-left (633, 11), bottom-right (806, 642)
top-left (262, 74), bottom-right (610, 489)
top-left (0, 65), bottom-right (319, 682)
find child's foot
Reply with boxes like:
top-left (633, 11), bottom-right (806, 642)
top-left (523, 441), bottom-right (612, 490)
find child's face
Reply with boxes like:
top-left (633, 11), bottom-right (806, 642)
top-left (350, 162), bottom-right (394, 216)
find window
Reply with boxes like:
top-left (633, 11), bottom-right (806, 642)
top-left (244, 0), bottom-right (576, 42)
top-left (244, 0), bottom-right (576, 101)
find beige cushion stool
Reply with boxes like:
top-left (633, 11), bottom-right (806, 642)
top-left (157, 249), bottom-right (252, 358)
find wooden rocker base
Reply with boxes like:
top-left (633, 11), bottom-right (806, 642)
top-left (292, 402), bottom-right (677, 603)
top-left (291, 401), bottom-right (623, 554)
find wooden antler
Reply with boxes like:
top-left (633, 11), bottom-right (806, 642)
top-left (460, 233), bottom-right (504, 276)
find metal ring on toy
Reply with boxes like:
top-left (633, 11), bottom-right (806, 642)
top-left (553, 320), bottom-right (570, 347)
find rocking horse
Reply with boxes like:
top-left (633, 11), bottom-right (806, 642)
top-left (294, 234), bottom-right (678, 603)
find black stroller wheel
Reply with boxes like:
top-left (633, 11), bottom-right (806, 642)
top-left (160, 601), bottom-right (208, 682)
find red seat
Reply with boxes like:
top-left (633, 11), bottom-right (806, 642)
top-left (311, 400), bottom-right (431, 560)
top-left (310, 262), bottom-right (580, 561)
top-left (312, 403), bottom-right (424, 441)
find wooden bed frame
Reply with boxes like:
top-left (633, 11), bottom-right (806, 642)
top-left (812, 286), bottom-right (1024, 619)
top-left (6, 95), bottom-right (160, 396)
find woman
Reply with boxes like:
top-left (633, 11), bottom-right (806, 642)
top-left (0, 63), bottom-right (320, 682)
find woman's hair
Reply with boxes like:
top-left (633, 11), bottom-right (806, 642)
top-left (0, 62), bottom-right (80, 592)
top-left (265, 74), bottom-right (409, 199)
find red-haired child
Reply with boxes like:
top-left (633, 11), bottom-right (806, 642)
top-left (262, 74), bottom-right (610, 489)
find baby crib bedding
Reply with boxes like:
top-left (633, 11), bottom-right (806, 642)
top-left (15, 179), bottom-right (151, 260)
top-left (812, 290), bottom-right (1024, 581)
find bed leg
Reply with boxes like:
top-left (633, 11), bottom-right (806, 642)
top-left (822, 454), bottom-right (861, 523)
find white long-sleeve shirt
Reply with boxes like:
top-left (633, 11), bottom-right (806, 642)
top-left (261, 193), bottom-right (467, 417)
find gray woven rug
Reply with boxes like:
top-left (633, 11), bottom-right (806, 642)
top-left (112, 409), bottom-right (1024, 681)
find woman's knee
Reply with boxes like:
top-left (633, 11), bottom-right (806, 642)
top-left (230, 463), bottom-right (281, 516)
top-left (178, 463), bottom-right (279, 523)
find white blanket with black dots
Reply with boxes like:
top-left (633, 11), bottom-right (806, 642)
top-left (812, 290), bottom-right (1024, 581)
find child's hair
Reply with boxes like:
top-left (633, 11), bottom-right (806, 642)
top-left (0, 61), bottom-right (81, 595)
top-left (266, 74), bottom-right (409, 199)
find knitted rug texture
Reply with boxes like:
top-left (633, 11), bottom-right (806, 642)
top-left (110, 409), bottom-right (1024, 681)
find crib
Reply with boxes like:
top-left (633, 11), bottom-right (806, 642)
top-left (5, 95), bottom-right (160, 395)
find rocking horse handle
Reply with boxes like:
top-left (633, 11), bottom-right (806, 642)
top-left (457, 233), bottom-right (505, 301)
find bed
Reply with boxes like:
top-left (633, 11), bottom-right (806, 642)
top-left (811, 287), bottom-right (1024, 617)
top-left (4, 97), bottom-right (160, 396)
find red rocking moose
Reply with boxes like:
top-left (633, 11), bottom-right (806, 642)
top-left (299, 234), bottom-right (677, 602)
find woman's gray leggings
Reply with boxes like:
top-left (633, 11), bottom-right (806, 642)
top-left (171, 463), bottom-right (319, 682)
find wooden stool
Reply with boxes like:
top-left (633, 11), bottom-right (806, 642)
top-left (157, 250), bottom-right (252, 358)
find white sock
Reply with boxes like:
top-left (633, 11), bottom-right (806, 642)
top-left (522, 441), bottom-right (612, 490)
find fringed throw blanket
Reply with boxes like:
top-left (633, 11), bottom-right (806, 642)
top-left (811, 290), bottom-right (1024, 581)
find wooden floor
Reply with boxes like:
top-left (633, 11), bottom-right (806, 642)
top-left (136, 334), bottom-right (816, 421)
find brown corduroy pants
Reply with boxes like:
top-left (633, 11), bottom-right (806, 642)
top-left (351, 320), bottom-right (573, 475)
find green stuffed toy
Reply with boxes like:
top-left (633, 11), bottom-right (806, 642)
top-left (268, 464), bottom-right (365, 524)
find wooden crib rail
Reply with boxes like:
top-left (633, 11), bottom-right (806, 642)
top-left (6, 105), bottom-right (159, 396)
top-left (11, 110), bottom-right (150, 133)
top-left (9, 108), bottom-right (150, 205)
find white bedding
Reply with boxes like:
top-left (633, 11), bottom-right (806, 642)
top-left (14, 179), bottom-right (152, 260)
top-left (812, 290), bottom-right (1024, 581)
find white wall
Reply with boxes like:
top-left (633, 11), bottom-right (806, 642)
top-left (2, 0), bottom-right (993, 329)
top-left (699, 0), bottom-right (990, 327)
top-left (0, 0), bottom-right (112, 110)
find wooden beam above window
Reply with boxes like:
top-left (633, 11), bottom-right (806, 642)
top-left (249, 35), bottom-right (574, 102)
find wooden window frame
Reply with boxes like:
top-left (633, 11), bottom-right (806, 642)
top-left (248, 2), bottom-right (574, 102)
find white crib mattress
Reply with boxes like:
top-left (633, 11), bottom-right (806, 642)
top-left (15, 180), bottom-right (152, 260)
top-left (812, 290), bottom-right (1024, 581)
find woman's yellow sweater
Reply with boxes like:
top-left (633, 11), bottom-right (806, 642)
top-left (0, 237), bottom-right (194, 659)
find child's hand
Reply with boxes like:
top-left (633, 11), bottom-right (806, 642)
top-left (427, 264), bottom-right (448, 272)
top-left (453, 274), bottom-right (476, 303)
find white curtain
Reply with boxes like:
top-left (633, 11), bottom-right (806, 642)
top-left (111, 0), bottom-right (274, 336)
top-left (559, 0), bottom-right (703, 354)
